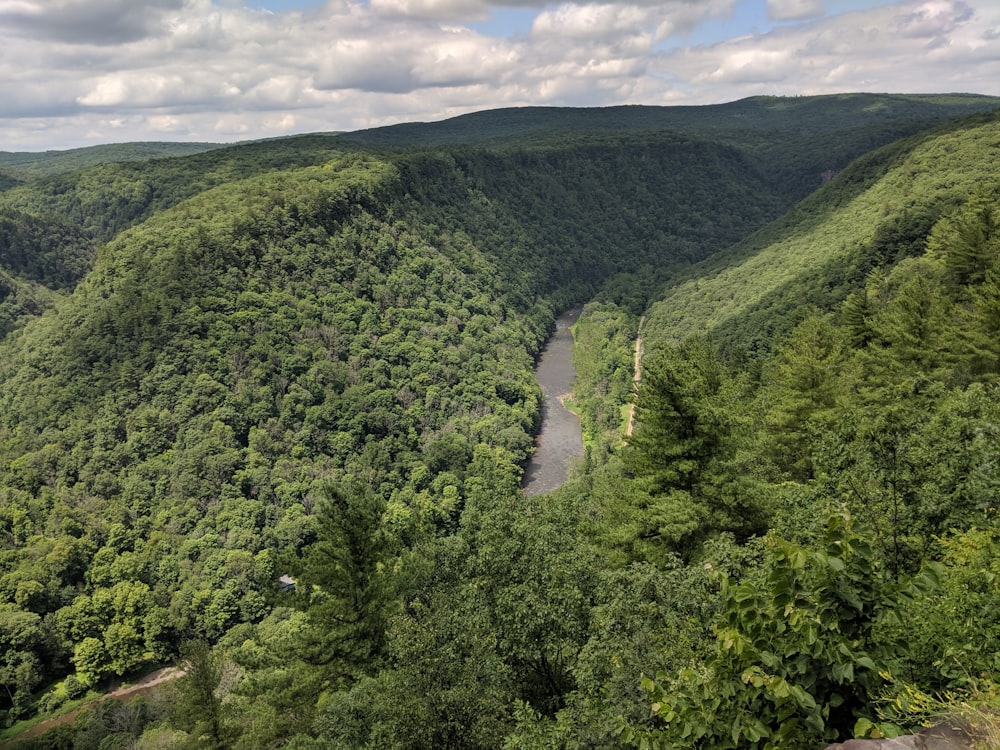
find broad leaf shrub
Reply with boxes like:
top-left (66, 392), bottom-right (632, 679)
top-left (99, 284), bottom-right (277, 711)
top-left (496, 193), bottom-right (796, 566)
top-left (624, 508), bottom-right (941, 748)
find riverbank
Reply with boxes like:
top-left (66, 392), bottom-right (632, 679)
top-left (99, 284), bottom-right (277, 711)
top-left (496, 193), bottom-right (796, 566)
top-left (522, 307), bottom-right (584, 496)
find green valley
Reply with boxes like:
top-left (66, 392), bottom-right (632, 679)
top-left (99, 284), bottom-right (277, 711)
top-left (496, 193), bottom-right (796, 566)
top-left (1, 93), bottom-right (999, 749)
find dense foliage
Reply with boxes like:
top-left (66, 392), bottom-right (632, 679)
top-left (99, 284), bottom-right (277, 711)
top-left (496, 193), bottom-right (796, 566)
top-left (0, 208), bottom-right (96, 337)
top-left (0, 154), bottom-right (548, 733)
top-left (613, 117), bottom-right (1000, 748)
top-left (0, 96), bottom-right (999, 748)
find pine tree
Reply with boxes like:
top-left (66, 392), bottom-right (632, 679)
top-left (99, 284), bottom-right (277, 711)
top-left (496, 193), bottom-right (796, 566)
top-left (928, 190), bottom-right (1000, 291)
top-left (298, 481), bottom-right (401, 683)
top-left (762, 313), bottom-right (848, 481)
top-left (625, 338), bottom-right (727, 494)
top-left (170, 640), bottom-right (234, 750)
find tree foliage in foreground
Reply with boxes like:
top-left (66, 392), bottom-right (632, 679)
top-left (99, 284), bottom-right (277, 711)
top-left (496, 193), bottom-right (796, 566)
top-left (630, 511), bottom-right (940, 749)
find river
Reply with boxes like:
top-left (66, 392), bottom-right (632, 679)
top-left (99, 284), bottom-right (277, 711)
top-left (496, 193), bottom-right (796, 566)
top-left (522, 307), bottom-right (584, 496)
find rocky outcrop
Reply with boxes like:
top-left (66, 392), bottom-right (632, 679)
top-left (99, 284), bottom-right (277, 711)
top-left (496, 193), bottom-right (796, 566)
top-left (825, 723), bottom-right (974, 750)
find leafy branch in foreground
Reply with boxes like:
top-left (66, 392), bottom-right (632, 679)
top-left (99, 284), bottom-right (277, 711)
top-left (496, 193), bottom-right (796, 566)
top-left (627, 509), bottom-right (941, 749)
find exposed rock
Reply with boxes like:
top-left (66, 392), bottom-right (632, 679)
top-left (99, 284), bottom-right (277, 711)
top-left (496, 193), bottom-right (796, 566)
top-left (920, 723), bottom-right (979, 750)
top-left (824, 723), bottom-right (974, 750)
top-left (825, 738), bottom-right (918, 750)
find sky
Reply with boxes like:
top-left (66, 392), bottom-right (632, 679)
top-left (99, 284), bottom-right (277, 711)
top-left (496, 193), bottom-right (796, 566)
top-left (1, 0), bottom-right (998, 151)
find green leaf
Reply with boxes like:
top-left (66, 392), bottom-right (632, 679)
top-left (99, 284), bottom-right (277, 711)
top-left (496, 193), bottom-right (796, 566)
top-left (788, 684), bottom-right (817, 710)
top-left (854, 717), bottom-right (875, 738)
top-left (804, 711), bottom-right (825, 734)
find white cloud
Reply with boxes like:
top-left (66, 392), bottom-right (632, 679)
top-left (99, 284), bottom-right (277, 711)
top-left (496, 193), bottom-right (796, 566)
top-left (895, 0), bottom-right (973, 39)
top-left (147, 115), bottom-right (185, 132)
top-left (0, 0), bottom-right (998, 149)
top-left (767, 0), bottom-right (824, 22)
top-left (695, 47), bottom-right (798, 84)
top-left (531, 4), bottom-right (655, 40)
top-left (665, 0), bottom-right (1000, 97)
top-left (370, 0), bottom-right (722, 23)
top-left (77, 72), bottom-right (242, 108)
top-left (530, 1), bottom-right (730, 42)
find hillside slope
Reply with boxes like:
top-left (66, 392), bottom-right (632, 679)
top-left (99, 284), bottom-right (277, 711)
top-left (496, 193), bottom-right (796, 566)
top-left (643, 109), bottom-right (1000, 356)
top-left (3, 94), bottom-right (995, 249)
top-left (611, 108), bottom-right (1000, 749)
top-left (0, 209), bottom-right (96, 336)
top-left (0, 154), bottom-right (553, 727)
top-left (339, 93), bottom-right (999, 149)
top-left (0, 126), bottom-right (790, 337)
top-left (0, 93), bottom-right (993, 346)
top-left (340, 93), bottom-right (1000, 203)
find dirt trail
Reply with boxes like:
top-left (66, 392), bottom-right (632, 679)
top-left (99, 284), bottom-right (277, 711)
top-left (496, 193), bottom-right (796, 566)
top-left (626, 315), bottom-right (645, 438)
top-left (5, 666), bottom-right (184, 745)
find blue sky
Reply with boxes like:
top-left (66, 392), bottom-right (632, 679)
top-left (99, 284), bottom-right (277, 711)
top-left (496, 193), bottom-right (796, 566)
top-left (0, 0), bottom-right (997, 149)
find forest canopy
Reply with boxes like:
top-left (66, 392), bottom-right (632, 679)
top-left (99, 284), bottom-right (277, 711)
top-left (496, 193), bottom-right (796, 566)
top-left (0, 94), bottom-right (999, 748)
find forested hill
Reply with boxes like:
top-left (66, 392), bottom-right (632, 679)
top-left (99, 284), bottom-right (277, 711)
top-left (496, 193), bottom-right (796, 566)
top-left (642, 107), bottom-right (1000, 357)
top-left (1, 93), bottom-right (995, 338)
top-left (0, 129), bottom-right (786, 351)
top-left (337, 93), bottom-right (999, 149)
top-left (0, 142), bottom-right (224, 182)
top-left (610, 106), bottom-right (1000, 749)
top-left (0, 121), bottom-right (793, 743)
top-left (338, 93), bottom-right (1000, 202)
top-left (0, 95), bottom-right (999, 747)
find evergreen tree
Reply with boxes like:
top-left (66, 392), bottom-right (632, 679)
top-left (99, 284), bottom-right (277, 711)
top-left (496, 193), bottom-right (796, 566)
top-left (298, 481), bottom-right (402, 683)
top-left (966, 263), bottom-right (1000, 377)
top-left (761, 313), bottom-right (851, 481)
top-left (928, 190), bottom-right (1000, 291)
top-left (625, 338), bottom-right (728, 494)
top-left (170, 640), bottom-right (235, 750)
top-left (624, 339), bottom-right (765, 554)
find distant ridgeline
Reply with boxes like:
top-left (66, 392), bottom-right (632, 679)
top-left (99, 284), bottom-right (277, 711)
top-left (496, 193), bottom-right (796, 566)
top-left (0, 94), bottom-right (999, 748)
top-left (0, 141), bottom-right (225, 181)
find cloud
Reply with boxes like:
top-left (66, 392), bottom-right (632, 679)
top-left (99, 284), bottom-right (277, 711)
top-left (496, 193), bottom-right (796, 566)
top-left (669, 0), bottom-right (1000, 96)
top-left (528, 1), bottom-right (733, 71)
top-left (0, 0), bottom-right (998, 150)
top-left (370, 0), bottom-right (489, 21)
top-left (77, 72), bottom-right (242, 108)
top-left (371, 0), bottom-right (727, 23)
top-left (531, 4), bottom-right (661, 41)
top-left (695, 47), bottom-right (798, 84)
top-left (310, 23), bottom-right (522, 94)
top-left (766, 0), bottom-right (823, 21)
top-left (895, 0), bottom-right (973, 39)
top-left (0, 0), bottom-right (185, 45)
